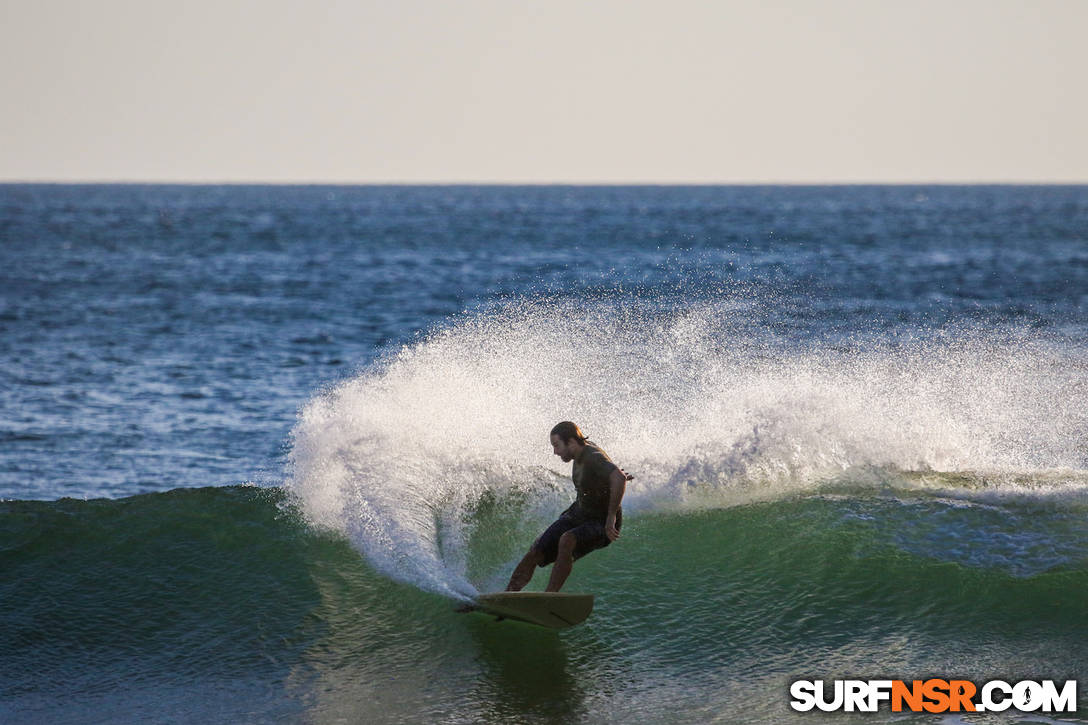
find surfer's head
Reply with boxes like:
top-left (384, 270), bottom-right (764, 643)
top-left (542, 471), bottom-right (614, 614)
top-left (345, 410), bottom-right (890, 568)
top-left (550, 421), bottom-right (586, 462)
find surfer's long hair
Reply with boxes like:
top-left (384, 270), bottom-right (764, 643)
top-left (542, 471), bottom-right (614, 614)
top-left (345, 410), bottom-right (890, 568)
top-left (550, 421), bottom-right (587, 445)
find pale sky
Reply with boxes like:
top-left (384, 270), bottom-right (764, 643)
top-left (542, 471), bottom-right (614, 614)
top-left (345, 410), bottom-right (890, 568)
top-left (2, 0), bottom-right (1086, 183)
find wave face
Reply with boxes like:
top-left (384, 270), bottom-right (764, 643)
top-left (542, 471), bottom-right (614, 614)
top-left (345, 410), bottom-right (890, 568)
top-left (1, 488), bottom-right (327, 681)
top-left (286, 299), bottom-right (1088, 600)
top-left (3, 483), bottom-right (1086, 723)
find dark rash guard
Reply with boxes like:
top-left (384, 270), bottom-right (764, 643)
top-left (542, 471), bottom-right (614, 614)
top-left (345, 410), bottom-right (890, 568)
top-left (569, 441), bottom-right (619, 520)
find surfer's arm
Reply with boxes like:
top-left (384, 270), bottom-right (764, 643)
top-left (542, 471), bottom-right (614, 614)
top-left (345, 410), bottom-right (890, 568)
top-left (604, 468), bottom-right (628, 541)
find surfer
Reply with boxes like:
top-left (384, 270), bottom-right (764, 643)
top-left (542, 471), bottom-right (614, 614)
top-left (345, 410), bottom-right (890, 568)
top-left (505, 421), bottom-right (632, 593)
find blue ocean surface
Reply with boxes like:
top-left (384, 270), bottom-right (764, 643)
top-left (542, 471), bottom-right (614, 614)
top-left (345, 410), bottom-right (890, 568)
top-left (2, 184), bottom-right (1087, 723)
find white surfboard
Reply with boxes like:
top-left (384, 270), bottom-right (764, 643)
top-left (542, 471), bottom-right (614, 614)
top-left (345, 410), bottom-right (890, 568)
top-left (466, 592), bottom-right (595, 629)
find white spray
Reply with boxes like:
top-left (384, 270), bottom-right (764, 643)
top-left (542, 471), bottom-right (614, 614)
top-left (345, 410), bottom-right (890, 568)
top-left (286, 299), bottom-right (1088, 597)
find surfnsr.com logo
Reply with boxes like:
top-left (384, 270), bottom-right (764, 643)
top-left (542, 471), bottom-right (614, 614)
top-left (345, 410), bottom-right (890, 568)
top-left (789, 679), bottom-right (1077, 713)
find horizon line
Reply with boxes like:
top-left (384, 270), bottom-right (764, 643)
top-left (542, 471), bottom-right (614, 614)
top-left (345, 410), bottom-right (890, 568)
top-left (3, 178), bottom-right (1087, 187)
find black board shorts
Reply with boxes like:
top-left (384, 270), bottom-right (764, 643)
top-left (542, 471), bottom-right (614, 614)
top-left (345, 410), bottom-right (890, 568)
top-left (532, 507), bottom-right (622, 566)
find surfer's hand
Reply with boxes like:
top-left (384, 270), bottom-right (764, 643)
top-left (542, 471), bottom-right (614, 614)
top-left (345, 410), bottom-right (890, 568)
top-left (605, 515), bottom-right (620, 541)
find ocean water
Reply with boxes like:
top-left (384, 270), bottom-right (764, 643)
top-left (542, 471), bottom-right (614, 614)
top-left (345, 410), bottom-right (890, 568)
top-left (2, 184), bottom-right (1087, 723)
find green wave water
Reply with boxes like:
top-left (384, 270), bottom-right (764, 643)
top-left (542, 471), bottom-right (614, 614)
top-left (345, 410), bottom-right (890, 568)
top-left (4, 482), bottom-right (1086, 723)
